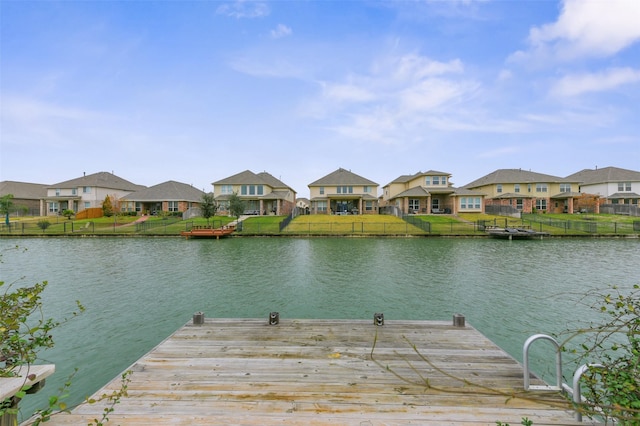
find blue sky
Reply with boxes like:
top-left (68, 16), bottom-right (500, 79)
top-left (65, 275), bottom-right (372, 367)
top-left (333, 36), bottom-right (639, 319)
top-left (2, 0), bottom-right (639, 198)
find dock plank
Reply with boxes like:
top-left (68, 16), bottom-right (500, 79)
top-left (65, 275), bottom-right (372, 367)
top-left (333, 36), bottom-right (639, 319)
top-left (34, 319), bottom-right (594, 425)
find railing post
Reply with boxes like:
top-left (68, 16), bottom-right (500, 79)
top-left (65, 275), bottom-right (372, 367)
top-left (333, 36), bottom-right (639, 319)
top-left (572, 363), bottom-right (604, 422)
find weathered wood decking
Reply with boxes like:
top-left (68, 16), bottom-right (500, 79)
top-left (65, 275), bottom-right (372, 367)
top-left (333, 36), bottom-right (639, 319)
top-left (37, 318), bottom-right (591, 425)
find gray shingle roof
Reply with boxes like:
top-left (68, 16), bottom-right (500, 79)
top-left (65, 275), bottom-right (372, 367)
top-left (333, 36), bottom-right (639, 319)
top-left (122, 181), bottom-right (205, 202)
top-left (212, 170), bottom-right (295, 193)
top-left (566, 166), bottom-right (640, 184)
top-left (387, 170), bottom-right (450, 185)
top-left (464, 169), bottom-right (571, 188)
top-left (309, 168), bottom-right (378, 186)
top-left (50, 172), bottom-right (144, 191)
top-left (0, 181), bottom-right (49, 199)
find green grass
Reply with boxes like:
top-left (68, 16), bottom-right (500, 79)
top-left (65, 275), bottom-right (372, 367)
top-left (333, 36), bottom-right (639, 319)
top-left (1, 212), bottom-right (638, 237)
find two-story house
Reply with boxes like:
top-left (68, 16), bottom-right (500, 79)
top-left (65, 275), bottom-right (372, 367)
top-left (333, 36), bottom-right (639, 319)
top-left (43, 172), bottom-right (145, 216)
top-left (566, 166), bottom-right (640, 206)
top-left (212, 170), bottom-right (296, 215)
top-left (464, 169), bottom-right (581, 214)
top-left (120, 181), bottom-right (205, 215)
top-left (381, 170), bottom-right (484, 215)
top-left (308, 168), bottom-right (378, 214)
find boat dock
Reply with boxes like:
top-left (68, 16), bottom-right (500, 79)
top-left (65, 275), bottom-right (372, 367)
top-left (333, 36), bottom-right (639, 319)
top-left (36, 317), bottom-right (590, 425)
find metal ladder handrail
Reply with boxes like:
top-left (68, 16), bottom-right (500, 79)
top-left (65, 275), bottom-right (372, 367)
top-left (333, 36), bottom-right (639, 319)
top-left (572, 363), bottom-right (605, 422)
top-left (523, 333), bottom-right (563, 391)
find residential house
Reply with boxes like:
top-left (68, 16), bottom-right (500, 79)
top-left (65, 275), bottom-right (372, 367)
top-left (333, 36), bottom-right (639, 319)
top-left (44, 172), bottom-right (145, 216)
top-left (566, 166), bottom-right (640, 207)
top-left (308, 168), bottom-right (379, 214)
top-left (464, 169), bottom-right (581, 214)
top-left (212, 170), bottom-right (296, 215)
top-left (121, 181), bottom-right (205, 215)
top-left (381, 170), bottom-right (485, 215)
top-left (296, 197), bottom-right (310, 214)
top-left (0, 181), bottom-right (49, 217)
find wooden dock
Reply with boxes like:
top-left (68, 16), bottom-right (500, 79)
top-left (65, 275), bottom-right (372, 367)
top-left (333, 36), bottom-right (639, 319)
top-left (36, 318), bottom-right (591, 425)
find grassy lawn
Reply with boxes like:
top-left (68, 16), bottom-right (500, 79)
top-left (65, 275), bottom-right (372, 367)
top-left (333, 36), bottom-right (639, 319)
top-left (284, 214), bottom-right (427, 235)
top-left (1, 212), bottom-right (637, 236)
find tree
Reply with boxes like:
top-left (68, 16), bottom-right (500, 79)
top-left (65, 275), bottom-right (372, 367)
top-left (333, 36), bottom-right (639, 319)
top-left (102, 196), bottom-right (114, 217)
top-left (228, 192), bottom-right (245, 219)
top-left (61, 209), bottom-right (74, 220)
top-left (37, 220), bottom-right (50, 233)
top-left (0, 194), bottom-right (15, 225)
top-left (200, 193), bottom-right (218, 225)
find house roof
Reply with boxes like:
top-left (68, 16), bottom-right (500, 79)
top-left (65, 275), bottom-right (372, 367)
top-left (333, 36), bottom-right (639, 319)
top-left (492, 192), bottom-right (536, 199)
top-left (608, 192), bottom-right (640, 199)
top-left (309, 168), bottom-right (378, 186)
top-left (386, 170), bottom-right (450, 185)
top-left (566, 166), bottom-right (640, 184)
top-left (0, 181), bottom-right (49, 199)
top-left (260, 190), bottom-right (292, 200)
top-left (49, 172), bottom-right (144, 191)
top-left (394, 187), bottom-right (431, 198)
top-left (212, 170), bottom-right (295, 193)
top-left (464, 169), bottom-right (571, 188)
top-left (122, 181), bottom-right (205, 202)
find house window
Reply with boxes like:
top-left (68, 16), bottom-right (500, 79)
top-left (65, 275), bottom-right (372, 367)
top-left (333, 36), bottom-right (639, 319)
top-left (474, 197), bottom-right (481, 209)
top-left (528, 184), bottom-right (532, 193)
top-left (514, 184), bottom-right (520, 193)
top-left (168, 201), bottom-right (179, 212)
top-left (536, 199), bottom-right (547, 210)
top-left (220, 185), bottom-right (233, 195)
top-left (433, 176), bottom-right (440, 185)
top-left (48, 202), bottom-right (59, 213)
top-left (55, 188), bottom-right (60, 196)
top-left (560, 184), bottom-right (571, 193)
top-left (241, 186), bottom-right (247, 195)
top-left (536, 183), bottom-right (548, 193)
top-left (618, 182), bottom-right (632, 191)
top-left (249, 185), bottom-right (255, 195)
top-left (71, 188), bottom-right (77, 195)
top-left (460, 197), bottom-right (467, 209)
top-left (316, 200), bottom-right (327, 212)
top-left (496, 184), bottom-right (502, 193)
top-left (365, 201), bottom-right (373, 211)
top-left (441, 177), bottom-right (447, 185)
top-left (83, 186), bottom-right (91, 193)
top-left (319, 187), bottom-right (324, 195)
top-left (516, 199), bottom-right (523, 210)
top-left (425, 177), bottom-right (431, 185)
top-left (363, 186), bottom-right (371, 193)
top-left (337, 186), bottom-right (353, 194)
top-left (409, 199), bottom-right (420, 211)
top-left (135, 202), bottom-right (142, 212)
top-left (257, 185), bottom-right (264, 195)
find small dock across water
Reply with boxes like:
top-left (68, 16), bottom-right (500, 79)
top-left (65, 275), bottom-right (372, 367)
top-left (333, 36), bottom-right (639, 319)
top-left (37, 317), bottom-right (590, 425)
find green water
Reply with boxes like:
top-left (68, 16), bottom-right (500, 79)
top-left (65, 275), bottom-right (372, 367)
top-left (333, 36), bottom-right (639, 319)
top-left (1, 237), bottom-right (638, 418)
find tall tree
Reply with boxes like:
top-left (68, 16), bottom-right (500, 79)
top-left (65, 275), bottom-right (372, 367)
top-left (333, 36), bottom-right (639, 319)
top-left (228, 192), bottom-right (245, 219)
top-left (200, 193), bottom-right (218, 225)
top-left (0, 194), bottom-right (15, 225)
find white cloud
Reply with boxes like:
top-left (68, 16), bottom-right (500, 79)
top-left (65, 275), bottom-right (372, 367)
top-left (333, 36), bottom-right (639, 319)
top-left (270, 24), bottom-right (292, 39)
top-left (551, 67), bottom-right (640, 97)
top-left (216, 1), bottom-right (269, 19)
top-left (512, 0), bottom-right (640, 63)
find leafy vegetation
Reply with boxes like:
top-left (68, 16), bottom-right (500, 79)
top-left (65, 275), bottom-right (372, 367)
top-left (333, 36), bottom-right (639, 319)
top-left (228, 193), bottom-right (245, 219)
top-left (101, 196), bottom-right (114, 217)
top-left (200, 193), bottom-right (218, 225)
top-left (559, 285), bottom-right (640, 424)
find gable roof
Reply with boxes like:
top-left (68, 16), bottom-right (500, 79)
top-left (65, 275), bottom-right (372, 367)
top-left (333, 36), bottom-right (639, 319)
top-left (212, 170), bottom-right (262, 185)
top-left (50, 172), bottom-right (144, 191)
top-left (386, 170), bottom-right (450, 186)
top-left (309, 168), bottom-right (378, 186)
top-left (566, 166), bottom-right (640, 185)
top-left (0, 181), bottom-right (49, 199)
top-left (122, 181), bottom-right (205, 202)
top-left (464, 169), bottom-right (570, 188)
top-left (256, 172), bottom-right (291, 190)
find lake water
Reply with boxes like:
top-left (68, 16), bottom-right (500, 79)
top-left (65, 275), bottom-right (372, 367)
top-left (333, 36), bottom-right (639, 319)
top-left (1, 236), bottom-right (638, 419)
